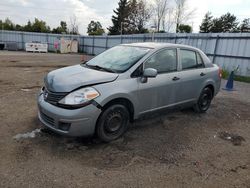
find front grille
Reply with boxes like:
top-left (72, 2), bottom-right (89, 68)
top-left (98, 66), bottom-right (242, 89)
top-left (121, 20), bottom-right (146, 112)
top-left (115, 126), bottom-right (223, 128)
top-left (40, 111), bottom-right (55, 127)
top-left (44, 88), bottom-right (67, 104)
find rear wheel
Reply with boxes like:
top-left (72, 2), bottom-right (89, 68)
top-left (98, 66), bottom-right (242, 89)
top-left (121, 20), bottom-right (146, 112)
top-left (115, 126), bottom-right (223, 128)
top-left (96, 104), bottom-right (129, 142)
top-left (194, 87), bottom-right (213, 113)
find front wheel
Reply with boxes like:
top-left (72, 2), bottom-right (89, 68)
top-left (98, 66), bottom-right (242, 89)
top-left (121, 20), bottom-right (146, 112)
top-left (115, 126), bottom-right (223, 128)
top-left (193, 87), bottom-right (213, 113)
top-left (96, 104), bottom-right (130, 142)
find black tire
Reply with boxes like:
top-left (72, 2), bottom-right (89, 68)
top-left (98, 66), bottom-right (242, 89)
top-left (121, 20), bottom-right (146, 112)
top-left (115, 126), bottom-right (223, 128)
top-left (96, 104), bottom-right (130, 142)
top-left (193, 87), bottom-right (213, 113)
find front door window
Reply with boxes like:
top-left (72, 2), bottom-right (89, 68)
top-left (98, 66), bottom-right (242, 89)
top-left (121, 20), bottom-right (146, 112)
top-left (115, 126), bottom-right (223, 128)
top-left (144, 49), bottom-right (177, 73)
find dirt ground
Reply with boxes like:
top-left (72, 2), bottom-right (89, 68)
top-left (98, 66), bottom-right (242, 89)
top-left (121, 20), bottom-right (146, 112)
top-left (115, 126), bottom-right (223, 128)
top-left (0, 51), bottom-right (249, 188)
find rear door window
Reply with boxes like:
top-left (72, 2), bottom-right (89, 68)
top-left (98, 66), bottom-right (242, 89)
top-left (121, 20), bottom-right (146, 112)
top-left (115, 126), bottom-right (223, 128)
top-left (180, 50), bottom-right (205, 70)
top-left (196, 53), bottom-right (205, 68)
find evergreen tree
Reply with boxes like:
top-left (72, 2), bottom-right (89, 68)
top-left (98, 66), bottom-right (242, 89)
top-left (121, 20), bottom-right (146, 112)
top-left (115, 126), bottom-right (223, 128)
top-left (200, 12), bottom-right (239, 33)
top-left (0, 18), bottom-right (15, 30)
top-left (199, 12), bottom-right (213, 33)
top-left (32, 18), bottom-right (51, 33)
top-left (211, 13), bottom-right (239, 33)
top-left (239, 18), bottom-right (250, 32)
top-left (52, 21), bottom-right (68, 34)
top-left (108, 0), bottom-right (130, 35)
top-left (60, 21), bottom-right (68, 33)
top-left (15, 24), bottom-right (23, 31)
top-left (0, 18), bottom-right (71, 34)
top-left (210, 18), bottom-right (223, 32)
top-left (178, 24), bottom-right (192, 33)
top-left (23, 20), bottom-right (32, 32)
top-left (87, 21), bottom-right (105, 35)
top-left (220, 13), bottom-right (238, 32)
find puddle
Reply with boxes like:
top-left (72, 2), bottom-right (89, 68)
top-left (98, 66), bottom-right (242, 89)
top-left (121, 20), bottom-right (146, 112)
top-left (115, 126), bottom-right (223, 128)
top-left (218, 131), bottom-right (246, 146)
top-left (13, 129), bottom-right (41, 140)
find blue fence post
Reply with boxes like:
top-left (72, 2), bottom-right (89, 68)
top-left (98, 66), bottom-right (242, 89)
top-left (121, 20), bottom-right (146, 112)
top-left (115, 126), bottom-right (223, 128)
top-left (105, 36), bottom-right (108, 50)
top-left (21, 32), bottom-right (24, 50)
top-left (0, 29), bottom-right (3, 43)
top-left (120, 35), bottom-right (123, 44)
top-left (82, 36), bottom-right (85, 53)
top-left (92, 36), bottom-right (95, 55)
top-left (213, 35), bottom-right (220, 64)
top-left (46, 33), bottom-right (49, 51)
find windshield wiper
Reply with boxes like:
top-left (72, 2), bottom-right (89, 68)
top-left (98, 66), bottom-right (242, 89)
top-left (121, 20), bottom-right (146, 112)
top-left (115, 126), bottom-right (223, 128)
top-left (85, 64), bottom-right (116, 73)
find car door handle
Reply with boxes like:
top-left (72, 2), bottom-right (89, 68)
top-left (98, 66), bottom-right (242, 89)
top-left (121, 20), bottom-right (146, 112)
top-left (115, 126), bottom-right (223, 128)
top-left (172, 76), bottom-right (180, 81)
top-left (200, 72), bottom-right (206, 76)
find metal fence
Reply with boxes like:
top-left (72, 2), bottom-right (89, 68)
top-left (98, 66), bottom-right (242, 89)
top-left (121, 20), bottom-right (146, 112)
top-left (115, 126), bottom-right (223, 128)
top-left (0, 30), bottom-right (81, 52)
top-left (1, 30), bottom-right (250, 76)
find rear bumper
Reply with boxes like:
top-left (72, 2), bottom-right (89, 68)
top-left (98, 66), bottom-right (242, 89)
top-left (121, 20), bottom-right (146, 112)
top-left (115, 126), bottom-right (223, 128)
top-left (37, 93), bottom-right (102, 137)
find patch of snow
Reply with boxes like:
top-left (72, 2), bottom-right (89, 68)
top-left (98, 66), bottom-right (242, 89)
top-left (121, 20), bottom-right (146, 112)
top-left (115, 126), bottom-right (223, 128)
top-left (13, 129), bottom-right (41, 140)
top-left (21, 88), bottom-right (31, 92)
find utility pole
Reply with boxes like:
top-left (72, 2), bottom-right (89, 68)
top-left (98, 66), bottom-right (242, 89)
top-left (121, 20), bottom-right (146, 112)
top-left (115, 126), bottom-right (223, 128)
top-left (151, 26), bottom-right (156, 42)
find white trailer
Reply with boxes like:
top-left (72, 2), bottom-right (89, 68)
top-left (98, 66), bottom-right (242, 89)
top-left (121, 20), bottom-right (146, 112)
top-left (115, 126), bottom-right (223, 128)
top-left (25, 42), bottom-right (48, 53)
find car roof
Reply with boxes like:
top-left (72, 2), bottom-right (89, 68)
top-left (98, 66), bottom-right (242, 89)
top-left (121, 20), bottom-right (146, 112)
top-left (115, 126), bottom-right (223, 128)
top-left (121, 42), bottom-right (199, 51)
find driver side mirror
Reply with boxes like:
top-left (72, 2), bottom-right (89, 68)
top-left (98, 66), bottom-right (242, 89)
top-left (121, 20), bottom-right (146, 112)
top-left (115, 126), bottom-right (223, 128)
top-left (141, 68), bottom-right (158, 83)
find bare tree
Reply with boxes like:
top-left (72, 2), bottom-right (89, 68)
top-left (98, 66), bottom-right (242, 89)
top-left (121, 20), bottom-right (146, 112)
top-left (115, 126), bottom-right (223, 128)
top-left (127, 0), bottom-right (152, 33)
top-left (164, 8), bottom-right (175, 32)
top-left (174, 0), bottom-right (195, 33)
top-left (136, 0), bottom-right (152, 33)
top-left (161, 14), bottom-right (166, 31)
top-left (154, 0), bottom-right (169, 32)
top-left (69, 15), bottom-right (79, 35)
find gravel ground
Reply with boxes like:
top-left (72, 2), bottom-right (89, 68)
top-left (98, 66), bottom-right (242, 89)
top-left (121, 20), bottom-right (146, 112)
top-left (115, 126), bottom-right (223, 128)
top-left (0, 51), bottom-right (249, 188)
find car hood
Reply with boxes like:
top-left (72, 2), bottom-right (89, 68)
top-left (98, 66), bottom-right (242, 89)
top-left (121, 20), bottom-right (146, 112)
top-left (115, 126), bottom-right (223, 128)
top-left (44, 65), bottom-right (118, 92)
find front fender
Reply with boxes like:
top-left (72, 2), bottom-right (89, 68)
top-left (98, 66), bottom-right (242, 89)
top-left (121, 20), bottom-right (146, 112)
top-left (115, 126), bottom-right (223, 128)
top-left (93, 79), bottom-right (140, 119)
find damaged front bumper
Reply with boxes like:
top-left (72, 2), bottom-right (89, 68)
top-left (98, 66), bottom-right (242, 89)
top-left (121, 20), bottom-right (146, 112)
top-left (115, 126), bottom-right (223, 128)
top-left (37, 93), bottom-right (102, 137)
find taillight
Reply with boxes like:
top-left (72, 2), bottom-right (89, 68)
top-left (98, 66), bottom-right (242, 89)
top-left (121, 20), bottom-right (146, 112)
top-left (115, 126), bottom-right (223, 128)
top-left (219, 68), bottom-right (222, 78)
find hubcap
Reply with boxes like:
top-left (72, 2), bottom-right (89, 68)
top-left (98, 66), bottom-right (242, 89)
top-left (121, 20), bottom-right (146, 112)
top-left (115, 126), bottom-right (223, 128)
top-left (201, 94), bottom-right (208, 106)
top-left (105, 112), bottom-right (123, 133)
top-left (200, 92), bottom-right (211, 110)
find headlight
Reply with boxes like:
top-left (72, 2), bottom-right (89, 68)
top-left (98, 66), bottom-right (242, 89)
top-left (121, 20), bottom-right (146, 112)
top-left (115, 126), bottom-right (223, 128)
top-left (59, 87), bottom-right (100, 106)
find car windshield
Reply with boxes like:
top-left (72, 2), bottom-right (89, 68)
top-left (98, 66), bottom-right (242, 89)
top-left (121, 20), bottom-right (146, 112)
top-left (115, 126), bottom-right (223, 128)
top-left (83, 45), bottom-right (151, 73)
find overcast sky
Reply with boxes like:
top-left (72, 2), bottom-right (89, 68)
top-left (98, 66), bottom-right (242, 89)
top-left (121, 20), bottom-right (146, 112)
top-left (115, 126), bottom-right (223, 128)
top-left (0, 0), bottom-right (249, 34)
